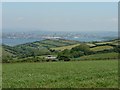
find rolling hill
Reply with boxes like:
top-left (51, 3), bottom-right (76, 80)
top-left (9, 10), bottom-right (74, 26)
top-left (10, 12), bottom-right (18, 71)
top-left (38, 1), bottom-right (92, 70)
top-left (1, 38), bottom-right (119, 62)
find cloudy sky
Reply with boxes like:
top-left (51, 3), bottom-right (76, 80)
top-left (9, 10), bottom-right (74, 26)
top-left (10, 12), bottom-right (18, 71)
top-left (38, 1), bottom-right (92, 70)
top-left (2, 2), bottom-right (118, 32)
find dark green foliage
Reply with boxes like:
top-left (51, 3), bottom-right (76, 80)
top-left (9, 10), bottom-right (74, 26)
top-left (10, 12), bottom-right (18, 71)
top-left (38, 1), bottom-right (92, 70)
top-left (113, 45), bottom-right (120, 53)
top-left (71, 43), bottom-right (93, 55)
top-left (2, 55), bottom-right (13, 63)
top-left (71, 43), bottom-right (90, 52)
top-left (70, 51), bottom-right (84, 58)
top-left (57, 49), bottom-right (71, 58)
top-left (14, 45), bottom-right (51, 58)
top-left (57, 55), bottom-right (70, 61)
top-left (57, 44), bottom-right (91, 59)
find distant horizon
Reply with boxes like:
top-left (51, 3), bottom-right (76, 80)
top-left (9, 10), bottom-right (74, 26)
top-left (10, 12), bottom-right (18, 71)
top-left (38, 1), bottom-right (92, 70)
top-left (2, 29), bottom-right (118, 33)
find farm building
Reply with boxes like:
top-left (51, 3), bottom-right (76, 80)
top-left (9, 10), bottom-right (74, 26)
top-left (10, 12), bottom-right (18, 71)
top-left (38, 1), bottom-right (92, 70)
top-left (45, 55), bottom-right (58, 61)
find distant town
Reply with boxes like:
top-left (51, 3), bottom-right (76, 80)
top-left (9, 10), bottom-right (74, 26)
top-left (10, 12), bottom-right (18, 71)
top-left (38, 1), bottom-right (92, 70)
top-left (2, 31), bottom-right (117, 40)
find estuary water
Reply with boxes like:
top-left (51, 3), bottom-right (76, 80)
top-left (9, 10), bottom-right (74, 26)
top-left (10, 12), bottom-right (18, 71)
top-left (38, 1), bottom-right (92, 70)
top-left (1, 37), bottom-right (111, 46)
top-left (2, 31), bottom-right (118, 46)
top-left (2, 38), bottom-right (43, 46)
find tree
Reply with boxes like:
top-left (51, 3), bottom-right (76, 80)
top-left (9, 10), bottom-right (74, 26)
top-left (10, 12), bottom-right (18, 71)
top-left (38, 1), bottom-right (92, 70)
top-left (71, 51), bottom-right (84, 58)
top-left (71, 44), bottom-right (90, 52)
top-left (57, 55), bottom-right (70, 61)
top-left (71, 44), bottom-right (91, 55)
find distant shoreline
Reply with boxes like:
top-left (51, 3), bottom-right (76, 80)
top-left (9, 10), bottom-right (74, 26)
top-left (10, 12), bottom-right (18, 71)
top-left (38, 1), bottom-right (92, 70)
top-left (1, 37), bottom-right (118, 46)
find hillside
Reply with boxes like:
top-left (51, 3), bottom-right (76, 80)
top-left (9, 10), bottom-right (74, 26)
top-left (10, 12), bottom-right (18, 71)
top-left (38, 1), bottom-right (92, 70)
top-left (51, 44), bottom-right (80, 51)
top-left (16, 39), bottom-right (79, 48)
top-left (2, 38), bottom-right (119, 63)
top-left (90, 46), bottom-right (113, 51)
top-left (1, 39), bottom-right (79, 58)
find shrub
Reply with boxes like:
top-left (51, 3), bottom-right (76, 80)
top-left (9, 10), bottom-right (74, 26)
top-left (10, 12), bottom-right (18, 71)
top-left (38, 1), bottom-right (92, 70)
top-left (57, 55), bottom-right (70, 61)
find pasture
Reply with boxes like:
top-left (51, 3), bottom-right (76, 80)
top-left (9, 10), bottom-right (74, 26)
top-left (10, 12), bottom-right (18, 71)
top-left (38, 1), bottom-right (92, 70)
top-left (51, 44), bottom-right (80, 51)
top-left (90, 45), bottom-right (113, 51)
top-left (0, 63), bottom-right (1, 88)
top-left (78, 52), bottom-right (118, 60)
top-left (2, 60), bottom-right (118, 88)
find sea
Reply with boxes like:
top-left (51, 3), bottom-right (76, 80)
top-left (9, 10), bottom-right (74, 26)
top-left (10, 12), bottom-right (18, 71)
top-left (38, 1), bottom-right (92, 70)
top-left (1, 31), bottom-right (118, 46)
top-left (2, 38), bottom-right (44, 46)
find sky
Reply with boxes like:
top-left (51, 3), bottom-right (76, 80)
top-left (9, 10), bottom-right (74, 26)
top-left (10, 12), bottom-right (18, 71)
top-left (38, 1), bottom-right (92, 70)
top-left (2, 2), bottom-right (118, 32)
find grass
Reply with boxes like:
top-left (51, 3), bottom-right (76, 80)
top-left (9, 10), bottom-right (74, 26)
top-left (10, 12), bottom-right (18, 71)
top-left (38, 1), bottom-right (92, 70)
top-left (2, 60), bottom-right (118, 88)
top-left (0, 46), bottom-right (2, 58)
top-left (86, 43), bottom-right (96, 47)
top-left (95, 42), bottom-right (112, 45)
top-left (51, 44), bottom-right (80, 51)
top-left (38, 39), bottom-right (78, 47)
top-left (90, 46), bottom-right (113, 51)
top-left (0, 63), bottom-right (1, 89)
top-left (78, 52), bottom-right (118, 60)
top-left (95, 40), bottom-right (119, 46)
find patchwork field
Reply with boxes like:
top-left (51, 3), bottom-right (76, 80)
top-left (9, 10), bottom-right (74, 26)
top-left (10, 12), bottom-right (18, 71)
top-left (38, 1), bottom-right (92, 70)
top-left (2, 60), bottom-right (118, 88)
top-left (90, 46), bottom-right (113, 51)
top-left (51, 44), bottom-right (80, 51)
top-left (95, 40), bottom-right (119, 46)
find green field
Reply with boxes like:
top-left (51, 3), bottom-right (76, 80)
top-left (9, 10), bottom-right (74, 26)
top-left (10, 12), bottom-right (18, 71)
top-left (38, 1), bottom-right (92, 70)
top-left (90, 46), bottom-right (113, 51)
top-left (51, 44), bottom-right (80, 51)
top-left (2, 60), bottom-right (118, 88)
top-left (0, 63), bottom-right (2, 88)
top-left (86, 43), bottom-right (96, 47)
top-left (95, 40), bottom-right (119, 46)
top-left (77, 52), bottom-right (118, 60)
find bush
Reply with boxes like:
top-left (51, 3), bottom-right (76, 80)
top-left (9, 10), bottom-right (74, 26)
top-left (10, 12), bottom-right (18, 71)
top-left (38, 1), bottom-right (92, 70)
top-left (71, 44), bottom-right (90, 53)
top-left (57, 55), bottom-right (70, 61)
top-left (57, 44), bottom-right (92, 59)
top-left (2, 55), bottom-right (13, 63)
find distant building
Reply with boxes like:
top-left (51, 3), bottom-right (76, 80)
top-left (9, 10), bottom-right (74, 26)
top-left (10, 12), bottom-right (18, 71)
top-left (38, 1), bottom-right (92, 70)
top-left (45, 55), bottom-right (58, 61)
top-left (42, 36), bottom-right (61, 40)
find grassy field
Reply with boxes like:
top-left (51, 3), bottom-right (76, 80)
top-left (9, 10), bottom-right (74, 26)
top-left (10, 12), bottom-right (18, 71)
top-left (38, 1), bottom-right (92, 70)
top-left (0, 63), bottom-right (1, 89)
top-left (0, 46), bottom-right (2, 88)
top-left (0, 46), bottom-right (2, 59)
top-left (90, 46), bottom-right (113, 51)
top-left (77, 52), bottom-right (118, 60)
top-left (95, 40), bottom-right (119, 45)
top-left (34, 39), bottom-right (79, 48)
top-left (86, 43), bottom-right (96, 47)
top-left (2, 60), bottom-right (118, 88)
top-left (51, 44), bottom-right (80, 51)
